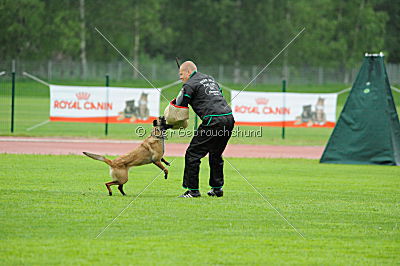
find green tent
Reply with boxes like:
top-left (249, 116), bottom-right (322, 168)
top-left (320, 53), bottom-right (400, 165)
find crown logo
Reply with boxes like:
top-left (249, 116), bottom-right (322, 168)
top-left (255, 98), bottom-right (268, 105)
top-left (76, 92), bottom-right (90, 100)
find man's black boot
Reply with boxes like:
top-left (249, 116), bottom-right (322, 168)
top-left (207, 188), bottom-right (223, 197)
top-left (179, 190), bottom-right (201, 198)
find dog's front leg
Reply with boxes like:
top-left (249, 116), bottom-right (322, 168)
top-left (153, 161), bottom-right (168, 179)
top-left (161, 158), bottom-right (170, 166)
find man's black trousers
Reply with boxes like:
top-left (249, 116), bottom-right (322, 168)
top-left (183, 115), bottom-right (234, 190)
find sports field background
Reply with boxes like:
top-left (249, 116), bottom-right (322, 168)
top-left (1, 78), bottom-right (399, 145)
top-left (0, 154), bottom-right (399, 264)
top-left (2, 1), bottom-right (400, 264)
top-left (1, 78), bottom-right (399, 265)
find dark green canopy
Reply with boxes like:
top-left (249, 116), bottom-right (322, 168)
top-left (320, 53), bottom-right (400, 165)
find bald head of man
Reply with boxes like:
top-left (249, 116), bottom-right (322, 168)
top-left (179, 61), bottom-right (197, 83)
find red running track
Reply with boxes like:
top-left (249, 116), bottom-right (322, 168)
top-left (0, 137), bottom-right (324, 159)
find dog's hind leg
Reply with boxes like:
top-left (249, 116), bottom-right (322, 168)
top-left (118, 185), bottom-right (126, 196)
top-left (161, 158), bottom-right (170, 166)
top-left (105, 181), bottom-right (119, 196)
top-left (153, 161), bottom-right (169, 179)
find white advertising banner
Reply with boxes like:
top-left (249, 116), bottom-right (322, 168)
top-left (50, 85), bottom-right (160, 123)
top-left (231, 90), bottom-right (337, 127)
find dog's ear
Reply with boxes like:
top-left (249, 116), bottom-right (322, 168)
top-left (153, 120), bottom-right (157, 127)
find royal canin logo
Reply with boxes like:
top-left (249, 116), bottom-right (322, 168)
top-left (255, 98), bottom-right (268, 105)
top-left (76, 92), bottom-right (91, 100)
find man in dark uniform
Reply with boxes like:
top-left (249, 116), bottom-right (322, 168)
top-left (175, 61), bottom-right (235, 198)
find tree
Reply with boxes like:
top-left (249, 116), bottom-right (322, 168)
top-left (0, 0), bottom-right (45, 60)
top-left (79, 0), bottom-right (88, 78)
top-left (377, 0), bottom-right (400, 63)
top-left (0, 0), bottom-right (397, 69)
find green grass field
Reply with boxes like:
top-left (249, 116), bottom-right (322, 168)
top-left (3, 79), bottom-right (400, 145)
top-left (1, 154), bottom-right (399, 264)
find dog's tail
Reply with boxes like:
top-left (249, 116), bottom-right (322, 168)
top-left (83, 152), bottom-right (113, 166)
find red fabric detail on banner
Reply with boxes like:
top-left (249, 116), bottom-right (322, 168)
top-left (234, 121), bottom-right (335, 128)
top-left (50, 116), bottom-right (157, 124)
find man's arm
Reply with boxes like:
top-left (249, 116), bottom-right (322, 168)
top-left (176, 93), bottom-right (190, 107)
top-left (175, 84), bottom-right (193, 107)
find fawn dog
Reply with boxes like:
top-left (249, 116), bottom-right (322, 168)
top-left (83, 116), bottom-right (172, 196)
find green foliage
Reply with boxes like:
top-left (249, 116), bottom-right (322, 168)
top-left (0, 155), bottom-right (399, 264)
top-left (0, 0), bottom-right (398, 66)
top-left (377, 0), bottom-right (400, 63)
top-left (51, 7), bottom-right (81, 58)
top-left (0, 0), bottom-right (45, 59)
